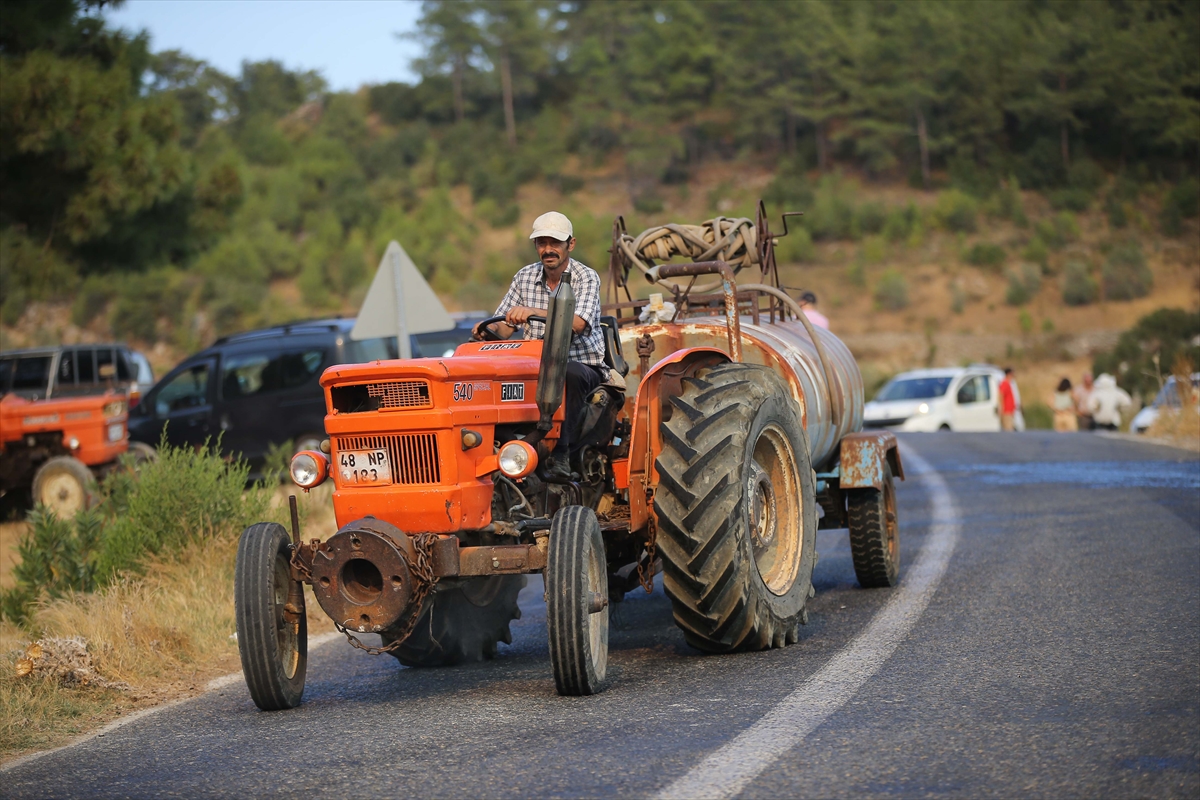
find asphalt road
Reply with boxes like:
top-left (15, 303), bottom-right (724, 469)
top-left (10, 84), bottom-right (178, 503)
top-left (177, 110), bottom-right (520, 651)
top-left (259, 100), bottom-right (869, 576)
top-left (4, 432), bottom-right (1197, 799)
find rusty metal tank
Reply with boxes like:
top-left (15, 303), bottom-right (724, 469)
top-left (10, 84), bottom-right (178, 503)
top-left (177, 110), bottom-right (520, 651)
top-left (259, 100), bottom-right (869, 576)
top-left (620, 316), bottom-right (863, 469)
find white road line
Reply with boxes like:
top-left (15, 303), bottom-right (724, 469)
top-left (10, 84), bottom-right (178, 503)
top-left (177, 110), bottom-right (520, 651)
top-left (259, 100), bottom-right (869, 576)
top-left (0, 631), bottom-right (344, 772)
top-left (656, 444), bottom-right (960, 800)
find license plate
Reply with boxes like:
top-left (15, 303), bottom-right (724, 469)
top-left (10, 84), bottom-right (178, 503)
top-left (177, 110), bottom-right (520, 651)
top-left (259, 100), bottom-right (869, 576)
top-left (337, 449), bottom-right (391, 485)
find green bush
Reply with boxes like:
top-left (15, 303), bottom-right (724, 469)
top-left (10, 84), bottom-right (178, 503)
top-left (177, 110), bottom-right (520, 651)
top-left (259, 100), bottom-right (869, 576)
top-left (775, 226), bottom-right (814, 264)
top-left (986, 177), bottom-right (1028, 226)
top-left (94, 438), bottom-right (271, 580)
top-left (855, 202), bottom-right (887, 235)
top-left (1061, 261), bottom-right (1099, 306)
top-left (964, 242), bottom-right (1007, 270)
top-left (71, 275), bottom-right (115, 327)
top-left (1068, 158), bottom-right (1106, 193)
top-left (0, 228), bottom-right (79, 325)
top-left (874, 268), bottom-right (908, 310)
top-left (882, 204), bottom-right (917, 242)
top-left (0, 507), bottom-right (104, 624)
top-left (932, 189), bottom-right (978, 233)
top-left (1048, 187), bottom-right (1093, 212)
top-left (806, 175), bottom-right (857, 241)
top-left (1022, 236), bottom-right (1050, 270)
top-left (862, 235), bottom-right (886, 265)
top-left (1034, 212), bottom-right (1079, 250)
top-left (1093, 308), bottom-right (1200, 397)
top-left (1161, 178), bottom-right (1199, 236)
top-left (763, 158), bottom-right (814, 210)
top-left (1005, 264), bottom-right (1041, 306)
top-left (950, 282), bottom-right (966, 314)
top-left (1023, 401), bottom-right (1054, 430)
top-left (1102, 241), bottom-right (1153, 301)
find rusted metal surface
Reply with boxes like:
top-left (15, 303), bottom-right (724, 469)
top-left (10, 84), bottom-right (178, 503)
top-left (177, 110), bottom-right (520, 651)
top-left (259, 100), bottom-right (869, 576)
top-left (648, 261), bottom-right (743, 362)
top-left (636, 332), bottom-right (655, 375)
top-left (839, 431), bottom-right (904, 491)
top-left (309, 518), bottom-right (417, 634)
top-left (457, 544), bottom-right (547, 575)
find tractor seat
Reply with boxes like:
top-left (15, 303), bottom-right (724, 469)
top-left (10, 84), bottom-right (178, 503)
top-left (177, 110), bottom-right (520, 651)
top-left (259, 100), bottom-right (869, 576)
top-left (599, 316), bottom-right (629, 377)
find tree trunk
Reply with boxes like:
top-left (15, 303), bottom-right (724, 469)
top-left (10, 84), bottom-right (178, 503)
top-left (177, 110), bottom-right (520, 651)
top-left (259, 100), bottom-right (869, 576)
top-left (916, 107), bottom-right (931, 190)
top-left (1059, 72), bottom-right (1069, 168)
top-left (452, 56), bottom-right (465, 124)
top-left (500, 50), bottom-right (516, 147)
top-left (815, 120), bottom-right (828, 172)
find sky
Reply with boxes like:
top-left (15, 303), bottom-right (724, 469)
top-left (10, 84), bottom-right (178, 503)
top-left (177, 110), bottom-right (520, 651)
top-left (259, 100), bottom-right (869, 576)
top-left (103, 0), bottom-right (424, 90)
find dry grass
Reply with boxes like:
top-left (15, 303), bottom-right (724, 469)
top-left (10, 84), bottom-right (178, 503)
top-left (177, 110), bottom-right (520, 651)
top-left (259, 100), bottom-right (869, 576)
top-left (0, 485), bottom-right (337, 762)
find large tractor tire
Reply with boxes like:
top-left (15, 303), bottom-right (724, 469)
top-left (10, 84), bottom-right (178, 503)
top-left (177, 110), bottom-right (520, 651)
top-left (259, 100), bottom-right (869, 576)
top-left (655, 363), bottom-right (817, 653)
top-left (847, 463), bottom-right (900, 588)
top-left (383, 575), bottom-right (525, 667)
top-left (546, 505), bottom-right (609, 695)
top-left (235, 522), bottom-right (307, 710)
top-left (32, 456), bottom-right (95, 518)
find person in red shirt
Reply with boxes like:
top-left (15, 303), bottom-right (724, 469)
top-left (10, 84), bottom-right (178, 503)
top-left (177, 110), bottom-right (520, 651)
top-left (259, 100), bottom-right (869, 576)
top-left (998, 367), bottom-right (1017, 431)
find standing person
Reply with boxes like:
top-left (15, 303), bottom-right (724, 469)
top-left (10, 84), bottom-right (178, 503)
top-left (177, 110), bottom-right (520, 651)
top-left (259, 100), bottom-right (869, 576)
top-left (797, 291), bottom-right (829, 330)
top-left (1052, 377), bottom-right (1078, 431)
top-left (998, 367), bottom-right (1018, 431)
top-left (1088, 373), bottom-right (1132, 431)
top-left (472, 211), bottom-right (606, 478)
top-left (1074, 371), bottom-right (1096, 430)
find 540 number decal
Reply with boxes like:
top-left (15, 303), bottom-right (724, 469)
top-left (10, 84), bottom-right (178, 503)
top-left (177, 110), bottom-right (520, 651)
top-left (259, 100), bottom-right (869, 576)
top-left (453, 381), bottom-right (491, 402)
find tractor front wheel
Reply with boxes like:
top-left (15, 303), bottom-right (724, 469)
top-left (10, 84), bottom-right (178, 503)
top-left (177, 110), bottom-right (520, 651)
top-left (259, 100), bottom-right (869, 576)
top-left (32, 456), bottom-right (95, 518)
top-left (235, 522), bottom-right (307, 710)
top-left (546, 505), bottom-right (609, 695)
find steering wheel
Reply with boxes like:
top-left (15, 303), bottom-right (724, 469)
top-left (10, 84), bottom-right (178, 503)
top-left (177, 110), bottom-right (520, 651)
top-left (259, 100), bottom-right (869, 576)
top-left (473, 314), bottom-right (547, 342)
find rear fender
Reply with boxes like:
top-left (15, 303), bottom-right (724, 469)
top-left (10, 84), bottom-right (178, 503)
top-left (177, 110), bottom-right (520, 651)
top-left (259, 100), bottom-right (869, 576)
top-left (626, 347), bottom-right (729, 531)
top-left (838, 430), bottom-right (905, 491)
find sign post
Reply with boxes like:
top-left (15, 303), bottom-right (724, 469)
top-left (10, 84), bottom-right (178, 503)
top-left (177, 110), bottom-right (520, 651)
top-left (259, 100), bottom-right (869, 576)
top-left (351, 240), bottom-right (454, 358)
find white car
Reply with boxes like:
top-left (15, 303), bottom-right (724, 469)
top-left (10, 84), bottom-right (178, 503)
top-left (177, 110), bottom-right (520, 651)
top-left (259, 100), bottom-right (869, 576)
top-left (1131, 373), bottom-right (1200, 434)
top-left (863, 367), bottom-right (1007, 432)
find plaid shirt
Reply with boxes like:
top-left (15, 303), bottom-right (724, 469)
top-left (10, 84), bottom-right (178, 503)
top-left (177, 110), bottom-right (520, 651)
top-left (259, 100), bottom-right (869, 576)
top-left (494, 259), bottom-right (605, 366)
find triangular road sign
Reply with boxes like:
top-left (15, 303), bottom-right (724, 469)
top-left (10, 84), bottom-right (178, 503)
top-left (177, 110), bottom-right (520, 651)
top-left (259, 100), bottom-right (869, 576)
top-left (351, 240), bottom-right (455, 358)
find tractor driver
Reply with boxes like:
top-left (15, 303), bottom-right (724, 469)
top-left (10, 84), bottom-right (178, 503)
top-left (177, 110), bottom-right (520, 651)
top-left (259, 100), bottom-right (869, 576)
top-left (472, 211), bottom-right (606, 479)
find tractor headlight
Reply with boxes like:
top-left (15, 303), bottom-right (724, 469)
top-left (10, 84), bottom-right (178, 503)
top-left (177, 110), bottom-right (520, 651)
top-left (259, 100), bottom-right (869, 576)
top-left (290, 450), bottom-right (328, 489)
top-left (498, 441), bottom-right (537, 479)
top-left (103, 400), bottom-right (127, 418)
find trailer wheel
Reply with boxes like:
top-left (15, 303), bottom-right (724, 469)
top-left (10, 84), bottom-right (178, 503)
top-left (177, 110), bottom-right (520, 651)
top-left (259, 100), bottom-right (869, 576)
top-left (383, 575), bottom-right (525, 666)
top-left (32, 456), bottom-right (95, 518)
top-left (655, 363), bottom-right (817, 653)
top-left (546, 505), bottom-right (609, 695)
top-left (235, 522), bottom-right (307, 710)
top-left (846, 464), bottom-right (900, 588)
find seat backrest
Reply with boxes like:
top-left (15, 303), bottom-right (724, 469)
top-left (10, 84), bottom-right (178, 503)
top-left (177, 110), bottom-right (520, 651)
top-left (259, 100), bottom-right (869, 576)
top-left (599, 316), bottom-right (629, 377)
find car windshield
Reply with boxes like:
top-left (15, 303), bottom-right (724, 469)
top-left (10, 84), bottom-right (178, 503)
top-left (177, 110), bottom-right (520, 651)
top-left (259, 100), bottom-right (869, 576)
top-left (876, 376), bottom-right (954, 401)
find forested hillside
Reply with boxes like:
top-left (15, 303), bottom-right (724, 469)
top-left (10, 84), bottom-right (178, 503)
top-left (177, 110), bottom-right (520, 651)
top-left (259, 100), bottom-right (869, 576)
top-left (1, 0), bottom-right (1197, 358)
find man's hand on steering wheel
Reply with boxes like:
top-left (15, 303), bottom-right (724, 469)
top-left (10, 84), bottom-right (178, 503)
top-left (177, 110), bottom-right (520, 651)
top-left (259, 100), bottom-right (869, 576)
top-left (471, 310), bottom-right (547, 342)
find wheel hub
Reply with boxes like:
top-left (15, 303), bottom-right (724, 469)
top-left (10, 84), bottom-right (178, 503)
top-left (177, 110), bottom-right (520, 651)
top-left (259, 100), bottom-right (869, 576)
top-left (749, 462), bottom-right (777, 553)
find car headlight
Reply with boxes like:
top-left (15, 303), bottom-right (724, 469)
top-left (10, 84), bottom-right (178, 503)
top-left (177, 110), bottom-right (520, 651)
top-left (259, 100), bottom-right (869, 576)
top-left (918, 402), bottom-right (930, 414)
top-left (498, 440), bottom-right (537, 479)
top-left (290, 450), bottom-right (329, 489)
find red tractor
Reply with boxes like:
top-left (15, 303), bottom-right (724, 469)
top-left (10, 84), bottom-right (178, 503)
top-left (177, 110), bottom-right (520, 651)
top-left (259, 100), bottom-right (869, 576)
top-left (235, 205), bottom-right (902, 709)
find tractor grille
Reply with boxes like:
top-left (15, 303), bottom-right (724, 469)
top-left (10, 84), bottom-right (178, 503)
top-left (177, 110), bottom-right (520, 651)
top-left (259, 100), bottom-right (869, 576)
top-left (366, 381), bottom-right (432, 409)
top-left (336, 433), bottom-right (441, 485)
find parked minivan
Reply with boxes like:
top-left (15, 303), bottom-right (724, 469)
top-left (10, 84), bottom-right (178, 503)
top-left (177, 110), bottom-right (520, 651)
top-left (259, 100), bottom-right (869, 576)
top-left (128, 317), bottom-right (475, 468)
top-left (863, 366), bottom-right (1009, 432)
top-left (0, 344), bottom-right (154, 405)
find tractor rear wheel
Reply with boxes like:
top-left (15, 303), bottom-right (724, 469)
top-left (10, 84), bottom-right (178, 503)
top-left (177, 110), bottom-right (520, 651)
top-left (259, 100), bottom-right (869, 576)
top-left (847, 463), bottom-right (900, 588)
top-left (383, 575), bottom-right (525, 667)
top-left (546, 505), bottom-right (609, 695)
top-left (32, 456), bottom-right (95, 518)
top-left (655, 363), bottom-right (817, 653)
top-left (235, 522), bottom-right (307, 710)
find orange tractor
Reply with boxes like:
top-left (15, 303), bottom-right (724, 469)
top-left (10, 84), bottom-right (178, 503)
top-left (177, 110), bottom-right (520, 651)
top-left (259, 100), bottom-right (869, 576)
top-left (235, 204), bottom-right (903, 709)
top-left (0, 391), bottom-right (131, 516)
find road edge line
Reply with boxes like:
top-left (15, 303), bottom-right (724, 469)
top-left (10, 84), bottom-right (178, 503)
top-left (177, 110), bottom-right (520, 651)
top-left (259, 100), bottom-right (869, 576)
top-left (0, 631), bottom-right (344, 773)
top-left (656, 443), bottom-right (960, 800)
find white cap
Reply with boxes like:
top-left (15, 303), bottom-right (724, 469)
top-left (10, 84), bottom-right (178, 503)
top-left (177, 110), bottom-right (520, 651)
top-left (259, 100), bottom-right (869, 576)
top-left (529, 211), bottom-right (573, 241)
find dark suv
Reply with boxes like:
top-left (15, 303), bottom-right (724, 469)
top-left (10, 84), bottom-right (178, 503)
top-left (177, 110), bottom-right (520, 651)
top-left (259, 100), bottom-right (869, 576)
top-left (0, 344), bottom-right (153, 403)
top-left (128, 318), bottom-right (475, 469)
